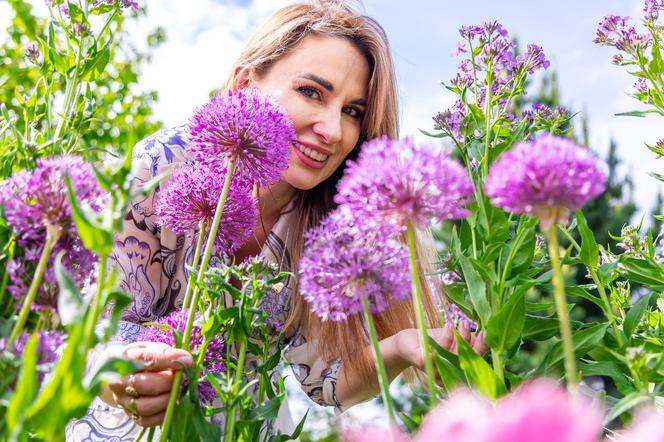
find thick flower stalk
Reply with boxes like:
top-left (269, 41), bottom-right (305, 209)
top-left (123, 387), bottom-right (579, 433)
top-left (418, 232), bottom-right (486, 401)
top-left (0, 156), bottom-right (104, 344)
top-left (485, 135), bottom-right (606, 391)
top-left (138, 310), bottom-right (225, 404)
top-left (300, 208), bottom-right (409, 423)
top-left (160, 89), bottom-right (294, 441)
top-left (336, 136), bottom-right (473, 402)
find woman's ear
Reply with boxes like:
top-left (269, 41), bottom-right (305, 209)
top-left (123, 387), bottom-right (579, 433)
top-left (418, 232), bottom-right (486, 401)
top-left (230, 66), bottom-right (253, 92)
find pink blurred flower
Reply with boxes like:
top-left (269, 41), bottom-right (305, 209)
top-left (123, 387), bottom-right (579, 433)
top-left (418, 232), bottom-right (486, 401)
top-left (613, 408), bottom-right (664, 442)
top-left (490, 379), bottom-right (603, 442)
top-left (414, 390), bottom-right (493, 442)
top-left (343, 426), bottom-right (408, 442)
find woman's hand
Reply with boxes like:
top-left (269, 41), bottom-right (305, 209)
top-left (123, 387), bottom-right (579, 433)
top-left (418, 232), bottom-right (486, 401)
top-left (395, 322), bottom-right (488, 372)
top-left (100, 342), bottom-right (193, 427)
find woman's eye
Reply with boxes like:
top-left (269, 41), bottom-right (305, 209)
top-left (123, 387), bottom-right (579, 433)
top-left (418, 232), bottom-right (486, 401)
top-left (298, 86), bottom-right (320, 100)
top-left (343, 106), bottom-right (363, 119)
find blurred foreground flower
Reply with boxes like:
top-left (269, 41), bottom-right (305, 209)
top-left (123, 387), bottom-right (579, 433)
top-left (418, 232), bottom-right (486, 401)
top-left (0, 330), bottom-right (65, 382)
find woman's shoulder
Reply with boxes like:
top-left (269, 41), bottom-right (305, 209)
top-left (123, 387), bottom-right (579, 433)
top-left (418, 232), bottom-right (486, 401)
top-left (133, 125), bottom-right (192, 178)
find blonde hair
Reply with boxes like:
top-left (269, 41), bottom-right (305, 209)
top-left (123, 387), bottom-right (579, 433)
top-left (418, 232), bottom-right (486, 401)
top-left (227, 1), bottom-right (443, 386)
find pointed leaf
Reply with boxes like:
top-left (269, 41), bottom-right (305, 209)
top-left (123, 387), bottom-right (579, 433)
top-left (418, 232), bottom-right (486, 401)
top-left (458, 254), bottom-right (491, 327)
top-left (486, 290), bottom-right (525, 352)
top-left (455, 332), bottom-right (506, 400)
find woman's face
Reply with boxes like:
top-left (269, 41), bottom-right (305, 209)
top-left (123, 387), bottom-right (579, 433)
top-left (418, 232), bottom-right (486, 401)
top-left (247, 34), bottom-right (370, 190)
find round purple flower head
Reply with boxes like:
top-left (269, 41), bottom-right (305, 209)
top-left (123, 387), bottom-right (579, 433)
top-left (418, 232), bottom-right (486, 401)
top-left (188, 89), bottom-right (295, 187)
top-left (335, 136), bottom-right (473, 230)
top-left (484, 135), bottom-right (606, 228)
top-left (0, 156), bottom-right (105, 304)
top-left (155, 163), bottom-right (258, 255)
top-left (138, 310), bottom-right (225, 403)
top-left (299, 208), bottom-right (411, 322)
top-left (0, 330), bottom-right (65, 382)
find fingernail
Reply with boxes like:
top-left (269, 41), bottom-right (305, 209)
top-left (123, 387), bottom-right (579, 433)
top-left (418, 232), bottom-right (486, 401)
top-left (444, 322), bottom-right (452, 330)
top-left (176, 354), bottom-right (193, 366)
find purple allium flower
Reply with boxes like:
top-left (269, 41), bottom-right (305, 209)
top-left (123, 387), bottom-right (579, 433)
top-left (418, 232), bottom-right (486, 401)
top-left (484, 135), bottom-right (606, 228)
top-left (299, 208), bottom-right (410, 322)
top-left (155, 163), bottom-right (257, 255)
top-left (24, 42), bottom-right (40, 63)
top-left (0, 330), bottom-right (65, 382)
top-left (138, 310), bottom-right (225, 404)
top-left (0, 156), bottom-right (105, 305)
top-left (188, 89), bottom-right (295, 188)
top-left (335, 136), bottom-right (473, 230)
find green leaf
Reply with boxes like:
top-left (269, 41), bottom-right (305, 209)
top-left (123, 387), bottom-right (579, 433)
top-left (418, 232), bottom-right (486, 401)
top-left (268, 410), bottom-right (309, 442)
top-left (458, 254), bottom-right (491, 327)
top-left (248, 395), bottom-right (283, 420)
top-left (624, 293), bottom-right (653, 339)
top-left (7, 334), bottom-right (38, 436)
top-left (485, 289), bottom-right (525, 352)
top-left (64, 175), bottom-right (113, 255)
top-left (576, 211), bottom-right (598, 269)
top-left (617, 256), bottom-right (664, 288)
top-left (455, 332), bottom-right (506, 400)
top-left (604, 392), bottom-right (652, 424)
top-left (539, 323), bottom-right (608, 373)
top-left (55, 253), bottom-right (85, 326)
top-left (615, 110), bottom-right (659, 117)
top-left (81, 43), bottom-right (111, 82)
top-left (87, 358), bottom-right (142, 392)
top-left (430, 338), bottom-right (465, 391)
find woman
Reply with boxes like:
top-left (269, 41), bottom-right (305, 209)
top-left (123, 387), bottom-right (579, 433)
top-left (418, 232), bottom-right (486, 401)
top-left (67, 1), bottom-right (487, 438)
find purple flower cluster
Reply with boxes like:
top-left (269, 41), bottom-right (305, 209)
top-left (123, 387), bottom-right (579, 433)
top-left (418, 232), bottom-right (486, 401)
top-left (24, 42), bottom-right (40, 64)
top-left (138, 310), bottom-right (225, 403)
top-left (433, 100), bottom-right (468, 141)
top-left (188, 89), bottom-right (295, 188)
top-left (335, 136), bottom-right (473, 230)
top-left (484, 135), bottom-right (606, 228)
top-left (0, 330), bottom-right (65, 382)
top-left (299, 208), bottom-right (410, 322)
top-left (0, 156), bottom-right (105, 305)
top-left (644, 0), bottom-right (664, 21)
top-left (155, 163), bottom-right (257, 255)
top-left (91, 0), bottom-right (139, 10)
top-left (443, 302), bottom-right (477, 332)
top-left (594, 14), bottom-right (651, 54)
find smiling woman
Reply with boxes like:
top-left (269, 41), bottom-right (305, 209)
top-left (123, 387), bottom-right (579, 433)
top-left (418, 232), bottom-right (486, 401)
top-left (66, 1), bottom-right (485, 440)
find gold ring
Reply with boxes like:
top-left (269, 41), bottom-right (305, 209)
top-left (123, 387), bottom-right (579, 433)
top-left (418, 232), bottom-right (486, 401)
top-left (129, 397), bottom-right (139, 417)
top-left (125, 374), bottom-right (139, 398)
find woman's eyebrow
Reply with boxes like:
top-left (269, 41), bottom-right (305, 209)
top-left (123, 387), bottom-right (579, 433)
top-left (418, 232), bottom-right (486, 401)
top-left (299, 73), bottom-right (367, 106)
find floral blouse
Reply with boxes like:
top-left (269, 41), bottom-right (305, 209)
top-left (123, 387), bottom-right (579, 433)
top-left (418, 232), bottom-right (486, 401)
top-left (66, 127), bottom-right (342, 441)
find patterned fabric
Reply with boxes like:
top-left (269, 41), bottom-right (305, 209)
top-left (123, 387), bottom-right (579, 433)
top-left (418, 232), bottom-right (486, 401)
top-left (66, 127), bottom-right (342, 441)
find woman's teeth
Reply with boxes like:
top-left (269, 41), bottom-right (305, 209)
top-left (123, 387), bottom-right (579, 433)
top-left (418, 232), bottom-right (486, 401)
top-left (296, 143), bottom-right (329, 162)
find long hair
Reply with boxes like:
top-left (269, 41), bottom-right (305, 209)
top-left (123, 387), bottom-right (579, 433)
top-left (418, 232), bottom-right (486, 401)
top-left (227, 1), bottom-right (443, 388)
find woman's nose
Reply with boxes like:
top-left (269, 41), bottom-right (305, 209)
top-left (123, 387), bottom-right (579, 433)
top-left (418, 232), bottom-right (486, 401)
top-left (313, 109), bottom-right (342, 145)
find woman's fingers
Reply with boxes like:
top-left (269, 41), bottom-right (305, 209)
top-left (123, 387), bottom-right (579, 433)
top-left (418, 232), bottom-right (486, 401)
top-left (429, 323), bottom-right (454, 351)
top-left (108, 370), bottom-right (175, 397)
top-left (471, 330), bottom-right (489, 355)
top-left (135, 411), bottom-right (166, 428)
top-left (115, 392), bottom-right (171, 417)
top-left (123, 342), bottom-right (193, 371)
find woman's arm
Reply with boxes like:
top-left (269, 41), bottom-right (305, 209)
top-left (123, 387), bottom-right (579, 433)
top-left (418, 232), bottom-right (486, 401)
top-left (335, 322), bottom-right (487, 407)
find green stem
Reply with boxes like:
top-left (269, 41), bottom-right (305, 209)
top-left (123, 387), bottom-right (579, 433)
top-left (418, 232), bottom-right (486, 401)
top-left (224, 340), bottom-right (248, 442)
top-left (8, 225), bottom-right (58, 346)
top-left (181, 222), bottom-right (207, 311)
top-left (545, 224), bottom-right (577, 393)
top-left (160, 157), bottom-right (237, 442)
top-left (134, 426), bottom-right (147, 442)
top-left (147, 427), bottom-right (155, 442)
top-left (0, 236), bottom-right (16, 315)
top-left (491, 349), bottom-right (505, 382)
top-left (362, 295), bottom-right (396, 424)
top-left (85, 253), bottom-right (107, 348)
top-left (406, 222), bottom-right (437, 403)
top-left (589, 267), bottom-right (623, 347)
top-left (496, 221), bottom-right (529, 304)
top-left (481, 73), bottom-right (493, 177)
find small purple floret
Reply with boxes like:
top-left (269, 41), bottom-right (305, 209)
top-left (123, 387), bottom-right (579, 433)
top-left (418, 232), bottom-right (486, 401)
top-left (335, 136), bottom-right (473, 229)
top-left (155, 163), bottom-right (257, 255)
top-left (188, 89), bottom-right (295, 188)
top-left (484, 135), bottom-right (606, 227)
top-left (138, 310), bottom-right (225, 404)
top-left (299, 208), bottom-right (411, 322)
